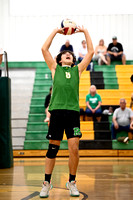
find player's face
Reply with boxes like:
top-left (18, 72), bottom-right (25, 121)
top-left (60, 52), bottom-right (73, 66)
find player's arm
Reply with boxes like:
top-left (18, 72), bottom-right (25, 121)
top-left (41, 28), bottom-right (64, 75)
top-left (76, 27), bottom-right (94, 76)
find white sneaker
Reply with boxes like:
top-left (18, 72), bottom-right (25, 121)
top-left (44, 117), bottom-right (50, 123)
top-left (66, 181), bottom-right (80, 197)
top-left (123, 137), bottom-right (129, 144)
top-left (40, 181), bottom-right (53, 198)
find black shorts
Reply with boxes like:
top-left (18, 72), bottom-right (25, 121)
top-left (46, 109), bottom-right (82, 141)
top-left (107, 53), bottom-right (123, 61)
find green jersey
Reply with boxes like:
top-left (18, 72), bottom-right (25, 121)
top-left (49, 64), bottom-right (79, 112)
top-left (86, 93), bottom-right (102, 109)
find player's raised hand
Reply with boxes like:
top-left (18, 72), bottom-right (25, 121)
top-left (55, 27), bottom-right (65, 35)
top-left (75, 26), bottom-right (86, 33)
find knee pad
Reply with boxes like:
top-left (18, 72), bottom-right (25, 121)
top-left (46, 144), bottom-right (59, 159)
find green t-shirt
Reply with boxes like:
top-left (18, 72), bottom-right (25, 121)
top-left (49, 64), bottom-right (80, 112)
top-left (86, 93), bottom-right (102, 109)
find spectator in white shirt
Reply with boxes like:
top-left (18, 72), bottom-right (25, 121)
top-left (78, 40), bottom-right (92, 71)
top-left (78, 40), bottom-right (87, 63)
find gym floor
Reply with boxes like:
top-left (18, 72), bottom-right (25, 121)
top-left (0, 157), bottom-right (133, 200)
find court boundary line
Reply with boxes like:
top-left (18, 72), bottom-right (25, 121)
top-left (20, 186), bottom-right (88, 200)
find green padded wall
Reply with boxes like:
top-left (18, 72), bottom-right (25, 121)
top-left (0, 77), bottom-right (13, 168)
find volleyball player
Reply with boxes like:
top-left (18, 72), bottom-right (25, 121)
top-left (40, 26), bottom-right (94, 198)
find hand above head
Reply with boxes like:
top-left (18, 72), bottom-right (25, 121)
top-left (54, 27), bottom-right (65, 35)
top-left (75, 26), bottom-right (87, 33)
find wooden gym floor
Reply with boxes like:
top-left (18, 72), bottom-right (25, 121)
top-left (0, 157), bottom-right (133, 200)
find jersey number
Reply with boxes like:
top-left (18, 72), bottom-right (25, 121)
top-left (65, 72), bottom-right (71, 79)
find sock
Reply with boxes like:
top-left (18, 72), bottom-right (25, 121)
top-left (45, 174), bottom-right (51, 183)
top-left (69, 174), bottom-right (76, 182)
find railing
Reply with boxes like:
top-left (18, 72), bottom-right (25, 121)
top-left (0, 51), bottom-right (9, 77)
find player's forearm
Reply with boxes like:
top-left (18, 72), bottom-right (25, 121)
top-left (84, 29), bottom-right (94, 55)
top-left (42, 29), bottom-right (57, 52)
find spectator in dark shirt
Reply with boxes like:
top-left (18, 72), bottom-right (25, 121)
top-left (44, 86), bottom-right (52, 124)
top-left (60, 40), bottom-right (73, 52)
top-left (106, 36), bottom-right (126, 65)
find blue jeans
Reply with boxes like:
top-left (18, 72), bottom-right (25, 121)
top-left (85, 108), bottom-right (102, 117)
top-left (78, 57), bottom-right (93, 71)
top-left (111, 123), bottom-right (133, 139)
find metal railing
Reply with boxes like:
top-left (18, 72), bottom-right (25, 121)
top-left (0, 51), bottom-right (9, 77)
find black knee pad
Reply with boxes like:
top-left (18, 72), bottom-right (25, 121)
top-left (46, 144), bottom-right (60, 159)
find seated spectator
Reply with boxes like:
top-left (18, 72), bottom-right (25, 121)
top-left (60, 40), bottom-right (73, 52)
top-left (111, 98), bottom-right (133, 143)
top-left (93, 39), bottom-right (108, 65)
top-left (78, 40), bottom-right (87, 62)
top-left (85, 85), bottom-right (102, 122)
top-left (44, 86), bottom-right (52, 124)
top-left (78, 40), bottom-right (93, 71)
top-left (106, 36), bottom-right (126, 65)
top-left (130, 93), bottom-right (133, 110)
top-left (0, 47), bottom-right (4, 77)
top-left (103, 106), bottom-right (113, 115)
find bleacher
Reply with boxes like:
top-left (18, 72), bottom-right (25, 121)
top-left (24, 61), bottom-right (133, 152)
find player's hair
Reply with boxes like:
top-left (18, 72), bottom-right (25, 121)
top-left (56, 50), bottom-right (76, 67)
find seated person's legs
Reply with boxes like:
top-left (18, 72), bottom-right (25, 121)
top-left (85, 108), bottom-right (93, 116)
top-left (106, 53), bottom-right (111, 65)
top-left (111, 123), bottom-right (133, 140)
top-left (122, 54), bottom-right (126, 65)
top-left (95, 108), bottom-right (102, 122)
